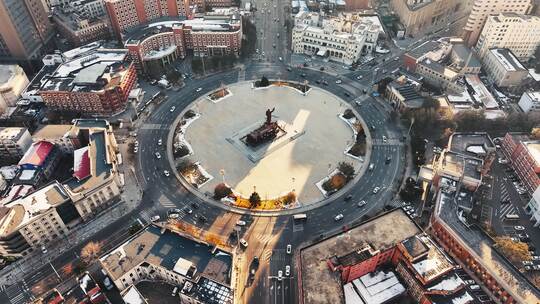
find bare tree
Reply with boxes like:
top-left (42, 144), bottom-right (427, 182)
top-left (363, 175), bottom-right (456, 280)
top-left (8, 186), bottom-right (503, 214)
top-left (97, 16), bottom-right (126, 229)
top-left (80, 241), bottom-right (103, 265)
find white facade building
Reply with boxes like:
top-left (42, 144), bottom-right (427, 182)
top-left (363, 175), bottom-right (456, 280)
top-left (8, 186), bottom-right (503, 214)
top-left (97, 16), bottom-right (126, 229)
top-left (526, 187), bottom-right (540, 227)
top-left (519, 91), bottom-right (540, 113)
top-left (462, 0), bottom-right (533, 46)
top-left (0, 127), bottom-right (33, 161)
top-left (0, 65), bottom-right (29, 115)
top-left (475, 13), bottom-right (540, 60)
top-left (292, 13), bottom-right (382, 65)
top-left (482, 48), bottom-right (529, 88)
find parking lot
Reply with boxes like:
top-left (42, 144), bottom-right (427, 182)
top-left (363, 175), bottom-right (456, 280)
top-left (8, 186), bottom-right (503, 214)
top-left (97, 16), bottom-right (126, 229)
top-left (484, 147), bottom-right (539, 273)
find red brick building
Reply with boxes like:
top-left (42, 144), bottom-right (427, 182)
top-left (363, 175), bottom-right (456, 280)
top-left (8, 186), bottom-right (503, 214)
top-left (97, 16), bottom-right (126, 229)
top-left (35, 49), bottom-right (137, 116)
top-left (501, 133), bottom-right (540, 195)
top-left (124, 10), bottom-right (242, 73)
top-left (105, 0), bottom-right (233, 40)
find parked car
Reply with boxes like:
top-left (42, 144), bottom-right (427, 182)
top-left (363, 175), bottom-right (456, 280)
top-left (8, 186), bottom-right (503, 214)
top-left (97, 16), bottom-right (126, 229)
top-left (150, 215), bottom-right (160, 222)
top-left (158, 139), bottom-right (162, 146)
top-left (240, 239), bottom-right (248, 247)
top-left (372, 187), bottom-right (380, 194)
top-left (196, 87), bottom-right (202, 92)
top-left (522, 260), bottom-right (534, 266)
top-left (277, 270), bottom-right (283, 281)
top-left (356, 75), bottom-right (363, 80)
top-left (287, 244), bottom-right (292, 254)
top-left (103, 277), bottom-right (113, 290)
top-left (191, 202), bottom-right (199, 209)
top-left (344, 195), bottom-right (353, 201)
top-left (335, 79), bottom-right (342, 84)
top-left (183, 207), bottom-right (193, 214)
top-left (155, 152), bottom-right (161, 159)
top-left (170, 106), bottom-right (176, 112)
top-left (514, 226), bottom-right (526, 231)
top-left (171, 286), bottom-right (178, 296)
top-left (237, 220), bottom-right (247, 226)
top-left (163, 170), bottom-right (170, 177)
top-left (285, 265), bottom-right (290, 276)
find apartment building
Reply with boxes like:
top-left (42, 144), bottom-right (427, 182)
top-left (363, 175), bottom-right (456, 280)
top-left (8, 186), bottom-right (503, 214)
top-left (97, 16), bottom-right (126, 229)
top-left (518, 91), bottom-right (540, 113)
top-left (501, 133), bottom-right (540, 196)
top-left (0, 65), bottom-right (29, 115)
top-left (292, 13), bottom-right (383, 65)
top-left (482, 48), bottom-right (529, 88)
top-left (390, 0), bottom-right (469, 36)
top-left (0, 119), bottom-right (123, 256)
top-left (32, 124), bottom-right (82, 153)
top-left (105, 0), bottom-right (233, 40)
top-left (475, 13), bottom-right (540, 60)
top-left (525, 186), bottom-right (540, 227)
top-left (0, 0), bottom-right (54, 63)
top-left (0, 127), bottom-right (33, 162)
top-left (100, 225), bottom-right (233, 304)
top-left (462, 0), bottom-right (533, 46)
top-left (416, 59), bottom-right (464, 94)
top-left (125, 9), bottom-right (242, 73)
top-left (25, 48), bottom-right (138, 116)
top-left (52, 5), bottom-right (110, 46)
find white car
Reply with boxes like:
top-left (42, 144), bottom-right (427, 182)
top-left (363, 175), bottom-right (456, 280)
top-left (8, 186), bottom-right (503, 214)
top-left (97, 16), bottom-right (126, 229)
top-left (285, 265), bottom-right (290, 276)
top-left (335, 79), bottom-right (342, 84)
top-left (382, 135), bottom-right (387, 142)
top-left (196, 87), bottom-right (202, 92)
top-left (163, 170), bottom-right (170, 177)
top-left (514, 226), bottom-right (526, 231)
top-left (150, 215), bottom-right (160, 222)
top-left (240, 238), bottom-right (248, 248)
top-left (372, 187), bottom-right (380, 194)
top-left (103, 277), bottom-right (113, 290)
top-left (357, 200), bottom-right (367, 207)
top-left (155, 152), bottom-right (161, 159)
top-left (287, 244), bottom-right (292, 254)
top-left (170, 106), bottom-right (176, 112)
top-left (158, 139), bottom-right (162, 146)
top-left (279, 57), bottom-right (283, 61)
top-left (334, 214), bottom-right (344, 221)
top-left (133, 146), bottom-right (138, 153)
top-left (168, 213), bottom-right (179, 219)
top-left (237, 220), bottom-right (246, 226)
top-left (394, 57), bottom-right (399, 61)
top-left (277, 270), bottom-right (283, 281)
top-left (356, 75), bottom-right (363, 80)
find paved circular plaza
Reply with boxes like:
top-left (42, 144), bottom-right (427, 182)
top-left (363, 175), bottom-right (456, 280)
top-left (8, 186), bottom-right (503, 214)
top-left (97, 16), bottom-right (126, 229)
top-left (178, 81), bottom-right (369, 206)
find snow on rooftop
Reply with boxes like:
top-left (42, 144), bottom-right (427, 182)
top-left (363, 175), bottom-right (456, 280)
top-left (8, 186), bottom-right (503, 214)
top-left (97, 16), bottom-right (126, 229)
top-left (19, 169), bottom-right (37, 181)
top-left (490, 49), bottom-right (524, 72)
top-left (428, 274), bottom-right (464, 291)
top-left (53, 51), bottom-right (127, 78)
top-left (173, 258), bottom-right (193, 276)
top-left (122, 286), bottom-right (146, 304)
top-left (447, 90), bottom-right (473, 104)
top-left (466, 146), bottom-right (486, 155)
top-left (529, 68), bottom-right (540, 82)
top-left (465, 74), bottom-right (498, 109)
top-left (143, 45), bottom-right (177, 61)
top-left (352, 271), bottom-right (405, 304)
top-left (433, 290), bottom-right (474, 304)
top-left (344, 283), bottom-right (365, 304)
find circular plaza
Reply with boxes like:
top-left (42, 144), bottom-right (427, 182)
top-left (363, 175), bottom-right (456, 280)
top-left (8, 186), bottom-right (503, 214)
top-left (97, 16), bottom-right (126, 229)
top-left (170, 80), bottom-right (371, 210)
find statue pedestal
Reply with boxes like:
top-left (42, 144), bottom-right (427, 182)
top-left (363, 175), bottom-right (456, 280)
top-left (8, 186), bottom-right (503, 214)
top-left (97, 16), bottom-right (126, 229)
top-left (226, 119), bottom-right (305, 163)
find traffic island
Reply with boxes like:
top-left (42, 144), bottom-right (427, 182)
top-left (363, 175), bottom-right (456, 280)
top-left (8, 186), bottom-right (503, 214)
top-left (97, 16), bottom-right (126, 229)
top-left (168, 80), bottom-right (372, 211)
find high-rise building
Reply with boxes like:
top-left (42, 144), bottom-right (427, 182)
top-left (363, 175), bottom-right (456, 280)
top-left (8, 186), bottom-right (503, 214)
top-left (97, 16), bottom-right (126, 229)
top-left (105, 0), bottom-right (233, 40)
top-left (0, 65), bottom-right (29, 114)
top-left (0, 0), bottom-right (54, 64)
top-left (475, 13), bottom-right (540, 61)
top-left (462, 0), bottom-right (533, 46)
top-left (390, 0), bottom-right (469, 37)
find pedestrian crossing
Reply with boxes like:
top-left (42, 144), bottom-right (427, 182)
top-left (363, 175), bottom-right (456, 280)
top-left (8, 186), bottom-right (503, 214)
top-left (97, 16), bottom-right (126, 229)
top-left (140, 123), bottom-right (166, 130)
top-left (159, 196), bottom-right (176, 208)
top-left (4, 283), bottom-right (29, 304)
top-left (498, 203), bottom-right (518, 220)
top-left (499, 184), bottom-right (510, 203)
top-left (262, 249), bottom-right (273, 262)
top-left (292, 222), bottom-right (304, 232)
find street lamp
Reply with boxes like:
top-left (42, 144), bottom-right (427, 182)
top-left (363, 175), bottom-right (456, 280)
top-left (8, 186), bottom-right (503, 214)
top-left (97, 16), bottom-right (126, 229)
top-left (220, 169), bottom-right (226, 184)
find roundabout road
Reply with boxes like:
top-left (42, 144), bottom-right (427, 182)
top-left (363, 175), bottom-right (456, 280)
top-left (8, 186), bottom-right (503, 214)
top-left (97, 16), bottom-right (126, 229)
top-left (135, 66), bottom-right (407, 304)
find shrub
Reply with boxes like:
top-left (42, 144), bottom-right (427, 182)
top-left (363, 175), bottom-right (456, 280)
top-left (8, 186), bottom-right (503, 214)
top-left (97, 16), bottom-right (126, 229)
top-left (178, 160), bottom-right (196, 175)
top-left (343, 109), bottom-right (355, 120)
top-left (184, 109), bottom-right (196, 119)
top-left (282, 191), bottom-right (297, 205)
top-left (322, 173), bottom-right (346, 192)
top-left (348, 143), bottom-right (366, 157)
top-left (174, 145), bottom-right (190, 158)
top-left (214, 183), bottom-right (232, 200)
top-left (249, 191), bottom-right (261, 208)
top-left (338, 162), bottom-right (355, 180)
top-left (257, 76), bottom-right (270, 87)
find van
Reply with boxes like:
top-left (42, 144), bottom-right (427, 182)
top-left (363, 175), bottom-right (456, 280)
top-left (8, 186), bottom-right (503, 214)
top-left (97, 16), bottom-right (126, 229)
top-left (505, 214), bottom-right (520, 220)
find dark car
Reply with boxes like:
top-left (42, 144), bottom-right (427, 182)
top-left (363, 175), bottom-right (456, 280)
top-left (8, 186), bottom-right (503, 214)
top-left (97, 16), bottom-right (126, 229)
top-left (199, 215), bottom-right (207, 222)
top-left (344, 194), bottom-right (353, 201)
top-left (385, 157), bottom-right (392, 164)
top-left (344, 92), bottom-right (351, 97)
top-left (191, 202), bottom-right (199, 209)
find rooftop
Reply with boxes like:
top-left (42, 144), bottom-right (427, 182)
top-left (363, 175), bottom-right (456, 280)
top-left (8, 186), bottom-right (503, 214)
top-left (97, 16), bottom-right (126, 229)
top-left (524, 141), bottom-right (540, 166)
top-left (33, 125), bottom-right (75, 139)
top-left (100, 225), bottom-right (233, 287)
top-left (0, 64), bottom-right (22, 85)
top-left (488, 48), bottom-right (526, 72)
top-left (439, 150), bottom-right (483, 182)
top-left (406, 40), bottom-right (443, 60)
top-left (0, 182), bottom-right (70, 235)
top-left (300, 209), bottom-right (421, 304)
top-left (464, 74), bottom-right (498, 110)
top-left (18, 141), bottom-right (55, 167)
top-left (448, 133), bottom-right (495, 159)
top-left (344, 270), bottom-right (406, 304)
top-left (0, 127), bottom-right (28, 141)
top-left (434, 188), bottom-right (540, 303)
top-left (451, 44), bottom-right (481, 68)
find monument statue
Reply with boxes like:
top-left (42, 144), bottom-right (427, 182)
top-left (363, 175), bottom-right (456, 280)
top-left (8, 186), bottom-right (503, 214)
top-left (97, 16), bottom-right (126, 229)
top-left (265, 108), bottom-right (275, 124)
top-left (244, 108), bottom-right (283, 147)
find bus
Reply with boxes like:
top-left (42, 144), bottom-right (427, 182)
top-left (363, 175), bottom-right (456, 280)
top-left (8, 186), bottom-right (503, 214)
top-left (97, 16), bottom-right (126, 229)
top-left (293, 214), bottom-right (307, 221)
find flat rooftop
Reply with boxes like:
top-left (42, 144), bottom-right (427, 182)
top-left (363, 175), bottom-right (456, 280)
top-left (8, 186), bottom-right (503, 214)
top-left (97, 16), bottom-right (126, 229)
top-left (0, 64), bottom-right (21, 84)
top-left (0, 127), bottom-right (27, 141)
top-left (300, 208), bottom-right (421, 304)
top-left (434, 188), bottom-right (540, 303)
top-left (448, 133), bottom-right (494, 158)
top-left (33, 125), bottom-right (74, 139)
top-left (0, 182), bottom-right (69, 235)
top-left (488, 48), bottom-right (526, 72)
top-left (100, 225), bottom-right (232, 287)
top-left (406, 40), bottom-right (442, 60)
top-left (441, 151), bottom-right (482, 181)
top-left (524, 141), bottom-right (540, 167)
